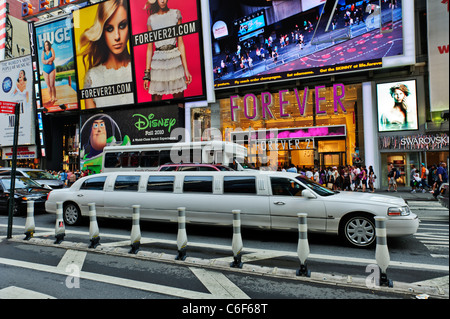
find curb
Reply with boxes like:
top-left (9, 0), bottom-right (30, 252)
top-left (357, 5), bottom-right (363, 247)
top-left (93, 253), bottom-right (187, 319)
top-left (7, 236), bottom-right (449, 299)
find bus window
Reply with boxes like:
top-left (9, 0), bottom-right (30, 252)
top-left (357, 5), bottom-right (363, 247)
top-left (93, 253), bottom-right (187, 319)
top-left (104, 152), bottom-right (121, 168)
top-left (121, 152), bottom-right (140, 168)
top-left (160, 150), bottom-right (171, 165)
top-left (140, 151), bottom-right (159, 168)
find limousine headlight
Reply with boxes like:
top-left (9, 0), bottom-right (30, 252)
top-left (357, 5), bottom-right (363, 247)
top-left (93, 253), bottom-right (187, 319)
top-left (388, 206), bottom-right (411, 216)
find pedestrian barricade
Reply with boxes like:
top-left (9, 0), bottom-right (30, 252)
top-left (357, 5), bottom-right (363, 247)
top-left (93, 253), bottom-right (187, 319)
top-left (129, 205), bottom-right (141, 254)
top-left (23, 201), bottom-right (35, 241)
top-left (54, 202), bottom-right (65, 244)
top-left (375, 216), bottom-right (393, 287)
top-left (176, 207), bottom-right (188, 261)
top-left (88, 203), bottom-right (100, 248)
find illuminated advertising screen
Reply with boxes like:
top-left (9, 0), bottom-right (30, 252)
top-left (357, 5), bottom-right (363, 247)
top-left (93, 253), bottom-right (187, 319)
top-left (73, 0), bottom-right (135, 110)
top-left (376, 79), bottom-right (418, 132)
top-left (129, 0), bottom-right (205, 104)
top-left (34, 18), bottom-right (79, 112)
top-left (210, 0), bottom-right (412, 89)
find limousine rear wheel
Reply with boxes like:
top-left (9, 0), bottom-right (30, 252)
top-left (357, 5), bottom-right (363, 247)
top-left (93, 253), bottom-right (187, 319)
top-left (340, 213), bottom-right (376, 248)
top-left (63, 202), bottom-right (81, 226)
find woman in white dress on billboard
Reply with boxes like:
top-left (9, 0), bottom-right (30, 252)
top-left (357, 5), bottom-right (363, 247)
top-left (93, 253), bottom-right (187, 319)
top-left (143, 0), bottom-right (192, 101)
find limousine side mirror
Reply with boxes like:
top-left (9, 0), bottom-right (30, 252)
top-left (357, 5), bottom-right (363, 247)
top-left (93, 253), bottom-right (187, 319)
top-left (302, 189), bottom-right (316, 199)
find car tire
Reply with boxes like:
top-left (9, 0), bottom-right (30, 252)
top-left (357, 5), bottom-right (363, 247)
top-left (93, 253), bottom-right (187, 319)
top-left (63, 202), bottom-right (81, 226)
top-left (340, 213), bottom-right (376, 248)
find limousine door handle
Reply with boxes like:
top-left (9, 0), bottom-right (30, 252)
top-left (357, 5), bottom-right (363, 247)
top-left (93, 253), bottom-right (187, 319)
top-left (77, 194), bottom-right (84, 197)
top-left (273, 201), bottom-right (285, 205)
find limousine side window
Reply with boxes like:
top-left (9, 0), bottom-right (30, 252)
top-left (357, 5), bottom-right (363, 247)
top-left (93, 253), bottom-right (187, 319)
top-left (147, 176), bottom-right (175, 192)
top-left (183, 176), bottom-right (213, 193)
top-left (224, 176), bottom-right (256, 194)
top-left (270, 177), bottom-right (304, 196)
top-left (80, 176), bottom-right (107, 190)
top-left (114, 175), bottom-right (140, 191)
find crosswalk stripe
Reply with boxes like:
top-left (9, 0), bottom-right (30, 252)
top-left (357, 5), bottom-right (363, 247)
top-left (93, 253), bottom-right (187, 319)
top-left (190, 267), bottom-right (250, 299)
top-left (0, 286), bottom-right (56, 299)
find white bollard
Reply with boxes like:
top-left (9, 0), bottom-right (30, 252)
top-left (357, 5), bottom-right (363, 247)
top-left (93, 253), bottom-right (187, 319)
top-left (129, 205), bottom-right (141, 254)
top-left (296, 213), bottom-right (311, 277)
top-left (88, 203), bottom-right (100, 248)
top-left (23, 201), bottom-right (35, 240)
top-left (175, 207), bottom-right (188, 261)
top-left (54, 202), bottom-right (65, 244)
top-left (375, 216), bottom-right (393, 287)
top-left (230, 209), bottom-right (243, 268)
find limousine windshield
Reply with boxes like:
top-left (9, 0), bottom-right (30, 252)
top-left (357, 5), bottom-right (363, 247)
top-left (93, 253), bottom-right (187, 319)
top-left (296, 176), bottom-right (335, 196)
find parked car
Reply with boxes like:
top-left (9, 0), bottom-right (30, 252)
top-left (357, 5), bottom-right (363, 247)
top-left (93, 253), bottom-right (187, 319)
top-left (45, 171), bottom-right (419, 248)
top-left (158, 163), bottom-right (234, 172)
top-left (0, 168), bottom-right (65, 189)
top-left (0, 176), bottom-right (50, 216)
top-left (437, 182), bottom-right (448, 209)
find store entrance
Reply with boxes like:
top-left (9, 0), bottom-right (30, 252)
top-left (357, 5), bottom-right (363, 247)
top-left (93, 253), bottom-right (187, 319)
top-left (320, 152), bottom-right (344, 167)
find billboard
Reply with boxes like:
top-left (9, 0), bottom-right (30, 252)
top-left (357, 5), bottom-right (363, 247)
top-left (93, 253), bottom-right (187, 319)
top-left (80, 104), bottom-right (182, 173)
top-left (73, 0), bottom-right (135, 110)
top-left (33, 17), bottom-right (79, 112)
top-left (210, 0), bottom-right (413, 89)
top-left (0, 55), bottom-right (35, 146)
top-left (129, 0), bottom-right (205, 104)
top-left (376, 79), bottom-right (418, 132)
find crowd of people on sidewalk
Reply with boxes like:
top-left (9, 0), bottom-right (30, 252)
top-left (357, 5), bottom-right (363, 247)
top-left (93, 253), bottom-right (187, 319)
top-left (279, 164), bottom-right (377, 192)
top-left (387, 161), bottom-right (448, 198)
top-left (47, 169), bottom-right (95, 187)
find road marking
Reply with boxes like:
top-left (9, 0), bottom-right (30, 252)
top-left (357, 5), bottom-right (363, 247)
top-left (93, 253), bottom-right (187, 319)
top-left (57, 250), bottom-right (87, 271)
top-left (0, 257), bottom-right (215, 299)
top-left (0, 286), bottom-right (56, 299)
top-left (190, 267), bottom-right (250, 299)
top-left (2, 223), bottom-right (448, 272)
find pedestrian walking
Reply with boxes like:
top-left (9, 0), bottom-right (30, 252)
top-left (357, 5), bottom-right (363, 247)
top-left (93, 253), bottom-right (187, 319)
top-left (387, 164), bottom-right (397, 192)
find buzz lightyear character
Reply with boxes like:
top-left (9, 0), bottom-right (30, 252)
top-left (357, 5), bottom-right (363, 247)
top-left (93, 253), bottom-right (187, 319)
top-left (80, 114), bottom-right (130, 174)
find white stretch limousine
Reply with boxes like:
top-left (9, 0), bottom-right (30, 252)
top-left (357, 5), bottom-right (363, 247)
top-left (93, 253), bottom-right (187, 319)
top-left (45, 171), bottom-right (419, 247)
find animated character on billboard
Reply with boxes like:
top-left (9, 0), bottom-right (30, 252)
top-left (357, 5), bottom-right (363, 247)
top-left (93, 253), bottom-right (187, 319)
top-left (80, 114), bottom-right (130, 173)
top-left (78, 0), bottom-right (133, 108)
top-left (41, 41), bottom-right (57, 104)
top-left (379, 83), bottom-right (411, 130)
top-left (143, 0), bottom-right (192, 101)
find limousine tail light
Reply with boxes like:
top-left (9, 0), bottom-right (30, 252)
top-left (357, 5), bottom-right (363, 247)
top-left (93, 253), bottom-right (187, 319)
top-left (388, 206), bottom-right (411, 216)
top-left (47, 191), bottom-right (52, 201)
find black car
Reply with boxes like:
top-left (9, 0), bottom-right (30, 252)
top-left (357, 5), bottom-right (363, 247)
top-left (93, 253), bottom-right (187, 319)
top-left (0, 168), bottom-right (65, 189)
top-left (0, 176), bottom-right (50, 216)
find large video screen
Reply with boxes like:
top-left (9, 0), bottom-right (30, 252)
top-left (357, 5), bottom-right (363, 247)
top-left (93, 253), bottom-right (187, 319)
top-left (210, 0), bottom-right (411, 89)
top-left (129, 0), bottom-right (206, 104)
top-left (34, 18), bottom-right (79, 113)
top-left (73, 0), bottom-right (135, 110)
top-left (376, 79), bottom-right (418, 132)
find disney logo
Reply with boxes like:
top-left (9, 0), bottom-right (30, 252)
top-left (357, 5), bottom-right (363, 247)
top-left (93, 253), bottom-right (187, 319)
top-left (133, 113), bottom-right (177, 133)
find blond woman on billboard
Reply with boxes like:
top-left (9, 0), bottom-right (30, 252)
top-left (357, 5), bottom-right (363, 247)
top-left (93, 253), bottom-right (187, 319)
top-left (143, 0), bottom-right (192, 101)
top-left (78, 0), bottom-right (133, 108)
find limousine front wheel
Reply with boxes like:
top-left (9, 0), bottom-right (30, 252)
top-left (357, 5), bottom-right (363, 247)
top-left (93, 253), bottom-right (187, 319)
top-left (340, 214), bottom-right (376, 248)
top-left (63, 202), bottom-right (81, 226)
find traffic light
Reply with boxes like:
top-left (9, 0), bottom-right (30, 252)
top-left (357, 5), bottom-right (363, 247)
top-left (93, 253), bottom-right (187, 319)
top-left (39, 0), bottom-right (50, 12)
top-left (21, 2), bottom-right (33, 17)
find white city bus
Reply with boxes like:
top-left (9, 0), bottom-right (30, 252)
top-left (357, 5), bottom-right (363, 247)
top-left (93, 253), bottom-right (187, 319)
top-left (102, 141), bottom-right (250, 172)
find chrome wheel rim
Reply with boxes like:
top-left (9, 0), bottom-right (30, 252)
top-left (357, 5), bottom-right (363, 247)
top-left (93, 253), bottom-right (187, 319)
top-left (64, 205), bottom-right (79, 225)
top-left (345, 217), bottom-right (375, 247)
